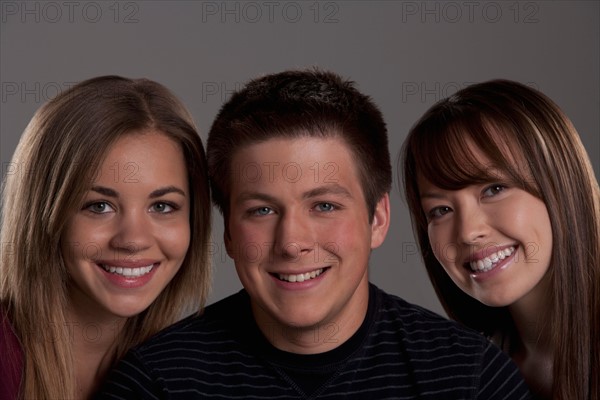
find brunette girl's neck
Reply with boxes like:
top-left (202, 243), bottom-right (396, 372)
top-left (507, 272), bottom-right (554, 399)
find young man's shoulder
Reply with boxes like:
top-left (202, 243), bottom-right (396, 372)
top-left (130, 290), bottom-right (251, 359)
top-left (371, 284), bottom-right (495, 362)
top-left (374, 284), bottom-right (486, 342)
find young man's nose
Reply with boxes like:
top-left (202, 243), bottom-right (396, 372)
top-left (275, 210), bottom-right (315, 260)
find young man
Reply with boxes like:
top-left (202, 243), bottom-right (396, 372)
top-left (98, 70), bottom-right (530, 399)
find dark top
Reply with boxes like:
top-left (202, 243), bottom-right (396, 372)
top-left (98, 284), bottom-right (531, 399)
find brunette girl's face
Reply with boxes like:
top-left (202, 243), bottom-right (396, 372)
top-left (60, 131), bottom-right (190, 321)
top-left (417, 142), bottom-right (553, 308)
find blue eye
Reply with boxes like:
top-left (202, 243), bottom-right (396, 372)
top-left (85, 202), bottom-right (114, 214)
top-left (315, 203), bottom-right (335, 212)
top-left (482, 184), bottom-right (506, 197)
top-left (252, 207), bottom-right (273, 216)
top-left (150, 202), bottom-right (175, 213)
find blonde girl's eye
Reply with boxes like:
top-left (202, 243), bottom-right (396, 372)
top-left (84, 202), bottom-right (114, 214)
top-left (150, 202), bottom-right (177, 213)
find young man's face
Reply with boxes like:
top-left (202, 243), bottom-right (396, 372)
top-left (225, 136), bottom-right (389, 353)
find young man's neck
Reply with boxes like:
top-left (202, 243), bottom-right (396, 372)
top-left (253, 283), bottom-right (370, 354)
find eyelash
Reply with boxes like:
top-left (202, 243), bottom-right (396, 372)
top-left (247, 202), bottom-right (339, 217)
top-left (83, 201), bottom-right (114, 214)
top-left (83, 201), bottom-right (179, 214)
top-left (250, 207), bottom-right (274, 217)
top-left (482, 184), bottom-right (507, 197)
top-left (425, 183), bottom-right (508, 221)
top-left (313, 202), bottom-right (337, 212)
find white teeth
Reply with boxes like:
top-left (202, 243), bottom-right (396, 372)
top-left (278, 268), bottom-right (324, 283)
top-left (469, 247), bottom-right (515, 272)
top-left (102, 264), bottom-right (154, 277)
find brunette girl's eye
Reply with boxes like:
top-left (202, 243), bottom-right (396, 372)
top-left (428, 206), bottom-right (452, 220)
top-left (482, 184), bottom-right (507, 198)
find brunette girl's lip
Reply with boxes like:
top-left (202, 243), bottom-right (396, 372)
top-left (464, 244), bottom-right (517, 264)
top-left (466, 246), bottom-right (517, 275)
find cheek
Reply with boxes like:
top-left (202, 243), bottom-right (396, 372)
top-left (318, 220), bottom-right (368, 259)
top-left (60, 217), bottom-right (110, 263)
top-left (228, 224), bottom-right (268, 263)
top-left (158, 221), bottom-right (191, 262)
top-left (428, 225), bottom-right (459, 265)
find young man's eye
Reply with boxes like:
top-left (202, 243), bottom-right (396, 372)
top-left (482, 184), bottom-right (506, 198)
top-left (150, 202), bottom-right (176, 213)
top-left (314, 202), bottom-right (336, 212)
top-left (251, 207), bottom-right (273, 216)
top-left (84, 202), bottom-right (114, 214)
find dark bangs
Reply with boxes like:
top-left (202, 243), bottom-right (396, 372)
top-left (406, 102), bottom-right (540, 197)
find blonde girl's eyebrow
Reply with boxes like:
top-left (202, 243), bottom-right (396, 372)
top-left (91, 186), bottom-right (118, 198)
top-left (90, 186), bottom-right (186, 199)
top-left (149, 186), bottom-right (187, 198)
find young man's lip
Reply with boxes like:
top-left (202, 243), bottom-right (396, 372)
top-left (95, 259), bottom-right (160, 268)
top-left (270, 266), bottom-right (330, 275)
top-left (464, 244), bottom-right (517, 263)
top-left (270, 266), bottom-right (330, 282)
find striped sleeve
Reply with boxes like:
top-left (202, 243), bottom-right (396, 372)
top-left (477, 342), bottom-right (531, 400)
top-left (96, 350), bottom-right (164, 400)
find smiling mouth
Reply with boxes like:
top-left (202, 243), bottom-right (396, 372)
top-left (467, 246), bottom-right (516, 272)
top-left (274, 267), bottom-right (327, 282)
top-left (99, 264), bottom-right (155, 278)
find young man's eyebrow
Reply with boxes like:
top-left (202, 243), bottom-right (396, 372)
top-left (234, 192), bottom-right (278, 205)
top-left (303, 184), bottom-right (352, 199)
top-left (149, 186), bottom-right (186, 198)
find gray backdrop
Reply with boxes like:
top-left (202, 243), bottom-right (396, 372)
top-left (1, 1), bottom-right (598, 316)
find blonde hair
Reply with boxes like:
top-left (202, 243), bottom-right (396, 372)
top-left (401, 80), bottom-right (600, 399)
top-left (0, 76), bottom-right (212, 399)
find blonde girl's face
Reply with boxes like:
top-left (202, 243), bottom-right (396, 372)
top-left (418, 144), bottom-right (553, 309)
top-left (60, 131), bottom-right (191, 321)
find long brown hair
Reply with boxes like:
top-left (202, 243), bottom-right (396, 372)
top-left (401, 79), bottom-right (599, 399)
top-left (0, 76), bottom-right (211, 399)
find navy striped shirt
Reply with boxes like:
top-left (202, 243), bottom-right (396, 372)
top-left (97, 284), bottom-right (530, 399)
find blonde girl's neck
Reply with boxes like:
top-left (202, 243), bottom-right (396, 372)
top-left (65, 304), bottom-right (127, 398)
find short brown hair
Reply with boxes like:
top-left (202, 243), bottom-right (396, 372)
top-left (207, 69), bottom-right (391, 222)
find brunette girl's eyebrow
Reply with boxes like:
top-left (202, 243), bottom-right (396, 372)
top-left (149, 186), bottom-right (186, 198)
top-left (420, 192), bottom-right (446, 200)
